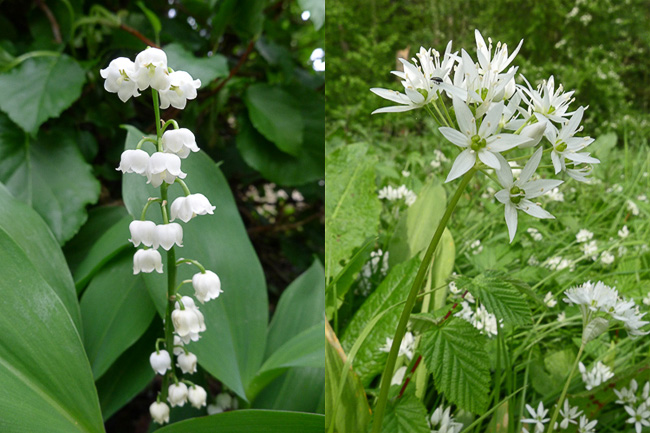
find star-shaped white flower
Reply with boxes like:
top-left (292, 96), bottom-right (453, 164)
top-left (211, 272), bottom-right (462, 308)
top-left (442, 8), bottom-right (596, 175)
top-left (521, 401), bottom-right (549, 433)
top-left (625, 403), bottom-right (650, 433)
top-left (546, 106), bottom-right (599, 174)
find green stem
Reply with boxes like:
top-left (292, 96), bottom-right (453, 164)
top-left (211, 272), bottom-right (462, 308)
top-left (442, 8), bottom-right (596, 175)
top-left (175, 178), bottom-right (192, 196)
top-left (546, 342), bottom-right (585, 433)
top-left (162, 119), bottom-right (180, 133)
top-left (424, 104), bottom-right (443, 127)
top-left (140, 198), bottom-right (162, 220)
top-left (136, 137), bottom-right (158, 150)
top-left (176, 258), bottom-right (206, 273)
top-left (152, 89), bottom-right (163, 152)
top-left (370, 169), bottom-right (476, 433)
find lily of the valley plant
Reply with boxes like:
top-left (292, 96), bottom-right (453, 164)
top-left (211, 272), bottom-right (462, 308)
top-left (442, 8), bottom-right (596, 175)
top-left (369, 30), bottom-right (604, 432)
top-left (101, 46), bottom-right (222, 425)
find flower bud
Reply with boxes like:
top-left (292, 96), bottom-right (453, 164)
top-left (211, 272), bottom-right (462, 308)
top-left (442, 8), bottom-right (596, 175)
top-left (133, 249), bottom-right (163, 274)
top-left (162, 128), bottom-right (199, 159)
top-left (176, 351), bottom-right (198, 374)
top-left (117, 149), bottom-right (150, 174)
top-left (100, 57), bottom-right (141, 102)
top-left (170, 194), bottom-right (216, 223)
top-left (149, 401), bottom-right (170, 424)
top-left (159, 71), bottom-right (201, 110)
top-left (173, 335), bottom-right (184, 356)
top-left (172, 296), bottom-right (206, 341)
top-left (154, 223), bottom-right (183, 250)
top-left (167, 382), bottom-right (188, 407)
top-left (519, 122), bottom-right (547, 148)
top-left (129, 220), bottom-right (156, 247)
top-left (192, 270), bottom-right (223, 303)
top-left (149, 350), bottom-right (171, 375)
top-left (188, 385), bottom-right (207, 409)
top-left (146, 152), bottom-right (187, 188)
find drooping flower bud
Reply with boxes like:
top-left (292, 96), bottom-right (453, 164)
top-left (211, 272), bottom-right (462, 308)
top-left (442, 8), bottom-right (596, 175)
top-left (146, 152), bottom-right (187, 188)
top-left (159, 71), bottom-right (201, 110)
top-left (188, 385), bottom-right (208, 409)
top-left (172, 296), bottom-right (206, 342)
top-left (170, 194), bottom-right (216, 223)
top-left (149, 401), bottom-right (170, 424)
top-left (149, 350), bottom-right (172, 375)
top-left (153, 223), bottom-right (184, 250)
top-left (177, 351), bottom-right (198, 374)
top-left (162, 128), bottom-right (200, 159)
top-left (167, 382), bottom-right (189, 407)
top-left (133, 249), bottom-right (163, 274)
top-left (129, 220), bottom-right (156, 247)
top-left (519, 122), bottom-right (547, 148)
top-left (192, 270), bottom-right (223, 303)
top-left (100, 57), bottom-right (141, 102)
top-left (117, 149), bottom-right (150, 174)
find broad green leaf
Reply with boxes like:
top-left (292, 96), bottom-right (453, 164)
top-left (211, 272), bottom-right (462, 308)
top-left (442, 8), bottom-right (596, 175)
top-left (244, 84), bottom-right (304, 156)
top-left (382, 394), bottom-right (430, 433)
top-left (73, 215), bottom-right (132, 291)
top-left (155, 410), bottom-right (324, 433)
top-left (122, 125), bottom-right (268, 401)
top-left (456, 271), bottom-right (532, 325)
top-left (0, 54), bottom-right (85, 134)
top-left (325, 322), bottom-right (371, 433)
top-left (325, 143), bottom-right (381, 282)
top-left (80, 253), bottom-right (156, 380)
top-left (0, 184), bottom-right (81, 330)
top-left (388, 180), bottom-right (446, 266)
top-left (422, 319), bottom-right (490, 413)
top-left (0, 188), bottom-right (104, 432)
top-left (341, 256), bottom-right (421, 385)
top-left (298, 0), bottom-right (325, 30)
top-left (253, 367), bottom-right (324, 413)
top-left (164, 42), bottom-right (229, 84)
top-left (97, 323), bottom-right (156, 421)
top-left (0, 114), bottom-right (101, 244)
top-left (231, 0), bottom-right (266, 39)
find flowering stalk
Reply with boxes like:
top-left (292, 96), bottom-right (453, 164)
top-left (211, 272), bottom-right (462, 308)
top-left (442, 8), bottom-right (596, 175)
top-left (371, 169), bottom-right (476, 433)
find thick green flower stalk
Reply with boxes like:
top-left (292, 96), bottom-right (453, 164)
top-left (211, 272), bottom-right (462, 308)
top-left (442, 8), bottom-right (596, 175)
top-left (101, 46), bottom-right (223, 425)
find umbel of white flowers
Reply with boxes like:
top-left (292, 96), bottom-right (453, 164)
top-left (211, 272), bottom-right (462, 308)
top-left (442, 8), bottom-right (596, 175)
top-left (371, 29), bottom-right (601, 242)
top-left (101, 46), bottom-right (219, 424)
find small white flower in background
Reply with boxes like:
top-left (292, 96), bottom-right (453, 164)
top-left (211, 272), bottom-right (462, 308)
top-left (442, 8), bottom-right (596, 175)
top-left (117, 149), bottom-right (150, 174)
top-left (470, 239), bottom-right (483, 254)
top-left (618, 225), bottom-right (630, 238)
top-left (99, 57), bottom-right (141, 102)
top-left (149, 350), bottom-right (172, 375)
top-left (545, 256), bottom-right (571, 271)
top-left (207, 392), bottom-right (238, 414)
top-left (153, 223), bottom-right (183, 250)
top-left (607, 184), bottom-right (624, 194)
top-left (557, 311), bottom-right (566, 321)
top-left (170, 193), bottom-right (216, 223)
top-left (146, 152), bottom-right (187, 188)
top-left (544, 292), bottom-right (557, 308)
top-left (521, 401), bottom-right (549, 433)
top-left (614, 379), bottom-right (638, 406)
top-left (162, 128), bottom-right (200, 159)
top-left (579, 361), bottom-right (614, 390)
top-left (173, 335), bottom-right (184, 356)
top-left (172, 296), bottom-right (207, 343)
top-left (390, 366), bottom-right (407, 386)
top-left (627, 200), bottom-right (640, 216)
top-left (449, 280), bottom-right (461, 295)
top-left (528, 255), bottom-right (539, 266)
top-left (638, 194), bottom-right (648, 202)
top-left (429, 405), bottom-right (463, 433)
top-left (576, 415), bottom-right (598, 433)
top-left (129, 220), bottom-right (156, 247)
top-left (600, 251), bottom-right (615, 265)
top-left (176, 351), bottom-right (198, 374)
top-left (380, 331), bottom-right (415, 360)
top-left (527, 228), bottom-right (543, 241)
top-left (576, 229), bottom-right (593, 243)
top-left (494, 147), bottom-right (562, 242)
top-left (401, 170), bottom-right (410, 177)
top-left (167, 382), bottom-right (189, 407)
top-left (580, 240), bottom-right (598, 260)
top-left (377, 185), bottom-right (417, 206)
top-left (133, 249), bottom-right (163, 274)
top-left (618, 246), bottom-right (628, 257)
top-left (192, 270), bottom-right (223, 303)
top-left (546, 187), bottom-right (564, 202)
top-left (643, 293), bottom-right (650, 307)
top-left (557, 399), bottom-right (582, 430)
top-left (471, 304), bottom-right (500, 337)
top-left (625, 402), bottom-right (650, 433)
top-left (134, 47), bottom-right (171, 91)
top-left (188, 385), bottom-right (207, 409)
top-left (430, 149), bottom-right (448, 169)
top-left (159, 71), bottom-right (201, 109)
top-left (149, 401), bottom-right (170, 425)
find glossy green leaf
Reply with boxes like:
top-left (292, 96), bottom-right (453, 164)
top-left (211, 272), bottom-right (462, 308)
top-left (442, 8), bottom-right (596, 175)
top-left (0, 184), bottom-right (82, 330)
top-left (164, 43), bottom-right (229, 84)
top-left (252, 367), bottom-right (325, 413)
top-left (122, 125), bottom-right (268, 401)
top-left (0, 54), bottom-right (85, 134)
top-left (0, 113), bottom-right (101, 244)
top-left (0, 187), bottom-right (104, 432)
top-left (382, 394), bottom-right (430, 433)
top-left (81, 253), bottom-right (156, 379)
top-left (298, 0), bottom-right (325, 30)
top-left (340, 256), bottom-right (420, 385)
top-left (325, 143), bottom-right (381, 283)
top-left (244, 84), bottom-right (303, 156)
top-left (155, 410), bottom-right (324, 433)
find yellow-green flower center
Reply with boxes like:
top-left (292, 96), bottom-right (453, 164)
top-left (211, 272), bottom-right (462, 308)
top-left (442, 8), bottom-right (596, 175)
top-left (470, 135), bottom-right (487, 151)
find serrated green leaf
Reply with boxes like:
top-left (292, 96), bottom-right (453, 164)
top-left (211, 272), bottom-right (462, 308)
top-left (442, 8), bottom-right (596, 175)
top-left (456, 271), bottom-right (532, 325)
top-left (382, 393), bottom-right (430, 433)
top-left (325, 143), bottom-right (381, 282)
top-left (422, 320), bottom-right (490, 413)
top-left (0, 54), bottom-right (85, 134)
top-left (340, 256), bottom-right (421, 385)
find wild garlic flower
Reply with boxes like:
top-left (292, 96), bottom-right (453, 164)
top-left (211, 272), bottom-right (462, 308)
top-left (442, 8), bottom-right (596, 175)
top-left (521, 401), bottom-right (549, 433)
top-left (614, 380), bottom-right (639, 406)
top-left (578, 361), bottom-right (614, 390)
top-left (547, 107), bottom-right (599, 175)
top-left (429, 406), bottom-right (463, 433)
top-left (159, 71), bottom-right (201, 110)
top-left (518, 75), bottom-right (575, 130)
top-left (99, 57), bottom-right (141, 102)
top-left (377, 185), bottom-right (417, 206)
top-left (576, 229), bottom-right (594, 243)
top-left (625, 403), bottom-right (650, 433)
top-left (557, 399), bottom-right (582, 430)
top-left (576, 415), bottom-right (598, 433)
top-left (133, 249), bottom-right (163, 274)
top-left (380, 331), bottom-right (415, 360)
top-left (162, 128), bottom-right (200, 159)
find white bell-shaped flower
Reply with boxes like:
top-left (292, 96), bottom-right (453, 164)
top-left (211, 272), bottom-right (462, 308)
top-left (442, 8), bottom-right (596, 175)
top-left (173, 335), bottom-right (184, 356)
top-left (192, 270), bottom-right (223, 303)
top-left (162, 128), bottom-right (200, 159)
top-left (159, 71), bottom-right (201, 109)
top-left (100, 57), bottom-right (141, 102)
top-left (188, 385), bottom-right (208, 409)
top-left (129, 220), bottom-right (156, 247)
top-left (117, 149), bottom-right (150, 174)
top-left (149, 350), bottom-right (172, 375)
top-left (134, 47), bottom-right (171, 91)
top-left (167, 382), bottom-right (188, 407)
top-left (170, 194), bottom-right (216, 223)
top-left (133, 249), bottom-right (163, 274)
top-left (153, 223), bottom-right (183, 250)
top-left (149, 401), bottom-right (170, 424)
top-left (146, 152), bottom-right (187, 188)
top-left (176, 351), bottom-right (198, 374)
top-left (172, 296), bottom-right (206, 342)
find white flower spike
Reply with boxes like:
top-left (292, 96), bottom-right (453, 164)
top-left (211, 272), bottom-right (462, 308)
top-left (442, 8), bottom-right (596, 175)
top-left (192, 270), bottom-right (223, 303)
top-left (162, 128), bottom-right (200, 159)
top-left (100, 57), bottom-right (141, 102)
top-left (159, 71), bottom-right (201, 110)
top-left (133, 249), bottom-right (163, 274)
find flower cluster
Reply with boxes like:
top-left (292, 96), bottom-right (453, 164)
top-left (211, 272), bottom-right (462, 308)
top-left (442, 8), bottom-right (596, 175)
top-left (377, 184), bottom-right (417, 206)
top-left (613, 380), bottom-right (650, 433)
top-left (102, 46), bottom-right (221, 425)
top-left (578, 361), bottom-right (614, 390)
top-left (371, 30), bottom-right (600, 242)
top-left (521, 400), bottom-right (597, 433)
top-left (428, 406), bottom-right (463, 433)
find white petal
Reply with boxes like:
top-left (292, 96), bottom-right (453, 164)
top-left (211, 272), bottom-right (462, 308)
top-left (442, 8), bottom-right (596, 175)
top-left (494, 188), bottom-right (510, 204)
top-left (523, 179), bottom-right (563, 199)
top-left (504, 203), bottom-right (518, 242)
top-left (478, 150), bottom-right (501, 169)
top-left (495, 153), bottom-right (513, 187)
top-left (372, 105), bottom-right (416, 114)
top-left (439, 127), bottom-right (469, 148)
top-left (518, 200), bottom-right (555, 219)
top-left (486, 134), bottom-right (531, 152)
top-left (453, 96), bottom-right (476, 136)
top-left (479, 101), bottom-right (504, 138)
top-left (445, 149), bottom-right (476, 183)
top-left (551, 151), bottom-right (562, 174)
top-left (370, 88), bottom-right (411, 104)
top-left (519, 147), bottom-right (543, 183)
